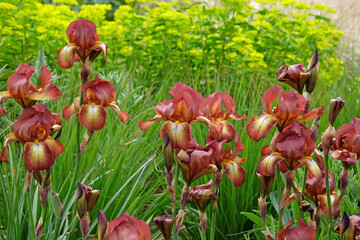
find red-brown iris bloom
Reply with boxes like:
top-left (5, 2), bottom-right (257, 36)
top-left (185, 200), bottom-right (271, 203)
top-left (0, 63), bottom-right (62, 115)
top-left (198, 92), bottom-right (246, 142)
top-left (277, 218), bottom-right (316, 240)
top-left (176, 139), bottom-right (217, 187)
top-left (139, 83), bottom-right (203, 150)
top-left (57, 20), bottom-right (107, 69)
top-left (1, 104), bottom-right (64, 171)
top-left (95, 210), bottom-right (151, 240)
top-left (258, 122), bottom-right (321, 179)
top-left (330, 117), bottom-right (360, 167)
top-left (205, 133), bottom-right (246, 187)
top-left (246, 86), bottom-right (324, 142)
top-left (63, 75), bottom-right (129, 131)
top-left (306, 151), bottom-right (341, 220)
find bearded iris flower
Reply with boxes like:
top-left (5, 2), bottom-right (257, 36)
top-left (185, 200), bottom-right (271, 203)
top-left (95, 210), bottom-right (151, 240)
top-left (198, 92), bottom-right (246, 142)
top-left (139, 82), bottom-right (203, 150)
top-left (0, 104), bottom-right (64, 171)
top-left (277, 218), bottom-right (316, 240)
top-left (206, 132), bottom-right (246, 187)
top-left (63, 75), bottom-right (129, 130)
top-left (0, 63), bottom-right (62, 115)
top-left (258, 122), bottom-right (321, 179)
top-left (246, 86), bottom-right (324, 142)
top-left (57, 20), bottom-right (107, 69)
top-left (330, 117), bottom-right (360, 166)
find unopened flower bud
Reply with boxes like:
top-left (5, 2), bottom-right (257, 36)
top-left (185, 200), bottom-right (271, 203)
top-left (305, 49), bottom-right (319, 94)
top-left (154, 214), bottom-right (174, 240)
top-left (321, 125), bottom-right (336, 155)
top-left (25, 169), bottom-right (33, 191)
top-left (335, 212), bottom-right (355, 239)
top-left (163, 132), bottom-right (174, 171)
top-left (36, 217), bottom-right (43, 239)
top-left (97, 210), bottom-right (108, 240)
top-left (76, 183), bottom-right (100, 239)
top-left (328, 97), bottom-right (345, 126)
top-left (49, 190), bottom-right (63, 220)
top-left (256, 171), bottom-right (274, 198)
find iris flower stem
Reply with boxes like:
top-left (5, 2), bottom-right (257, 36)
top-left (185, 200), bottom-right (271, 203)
top-left (172, 161), bottom-right (179, 240)
top-left (26, 189), bottom-right (36, 239)
top-left (52, 218), bottom-right (61, 240)
top-left (210, 206), bottom-right (217, 240)
top-left (276, 165), bottom-right (282, 230)
top-left (210, 172), bottom-right (222, 240)
top-left (324, 153), bottom-right (332, 240)
top-left (300, 168), bottom-right (308, 219)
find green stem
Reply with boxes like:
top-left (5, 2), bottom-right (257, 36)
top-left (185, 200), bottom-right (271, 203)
top-left (300, 168), bottom-right (308, 219)
top-left (210, 172), bottom-right (221, 240)
top-left (200, 228), bottom-right (207, 240)
top-left (64, 89), bottom-right (84, 203)
top-left (26, 190), bottom-right (36, 239)
top-left (276, 165), bottom-right (282, 230)
top-left (52, 218), bottom-right (61, 240)
top-left (172, 161), bottom-right (180, 240)
top-left (210, 207), bottom-right (217, 240)
top-left (324, 153), bottom-right (332, 240)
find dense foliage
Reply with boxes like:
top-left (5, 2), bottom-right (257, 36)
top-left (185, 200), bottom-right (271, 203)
top-left (0, 0), bottom-right (343, 86)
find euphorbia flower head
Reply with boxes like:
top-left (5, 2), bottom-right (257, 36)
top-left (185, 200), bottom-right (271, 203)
top-left (0, 63), bottom-right (62, 115)
top-left (57, 19), bottom-right (107, 69)
top-left (139, 82), bottom-right (203, 150)
top-left (277, 218), bottom-right (316, 240)
top-left (258, 122), bottom-right (321, 179)
top-left (277, 49), bottom-right (319, 94)
top-left (198, 92), bottom-right (246, 142)
top-left (246, 86), bottom-right (324, 141)
top-left (330, 117), bottom-right (360, 166)
top-left (176, 139), bottom-right (217, 186)
top-left (1, 104), bottom-right (64, 171)
top-left (63, 75), bottom-right (129, 130)
top-left (205, 132), bottom-right (246, 187)
top-left (96, 210), bottom-right (151, 240)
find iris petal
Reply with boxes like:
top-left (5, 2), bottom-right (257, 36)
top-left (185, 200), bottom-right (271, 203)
top-left (246, 114), bottom-right (279, 141)
top-left (160, 121), bottom-right (191, 150)
top-left (79, 105), bottom-right (107, 130)
top-left (24, 142), bottom-right (55, 171)
top-left (57, 45), bottom-right (78, 69)
top-left (222, 161), bottom-right (246, 187)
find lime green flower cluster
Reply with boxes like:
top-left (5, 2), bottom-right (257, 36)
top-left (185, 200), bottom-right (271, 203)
top-left (0, 0), bottom-right (343, 86)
